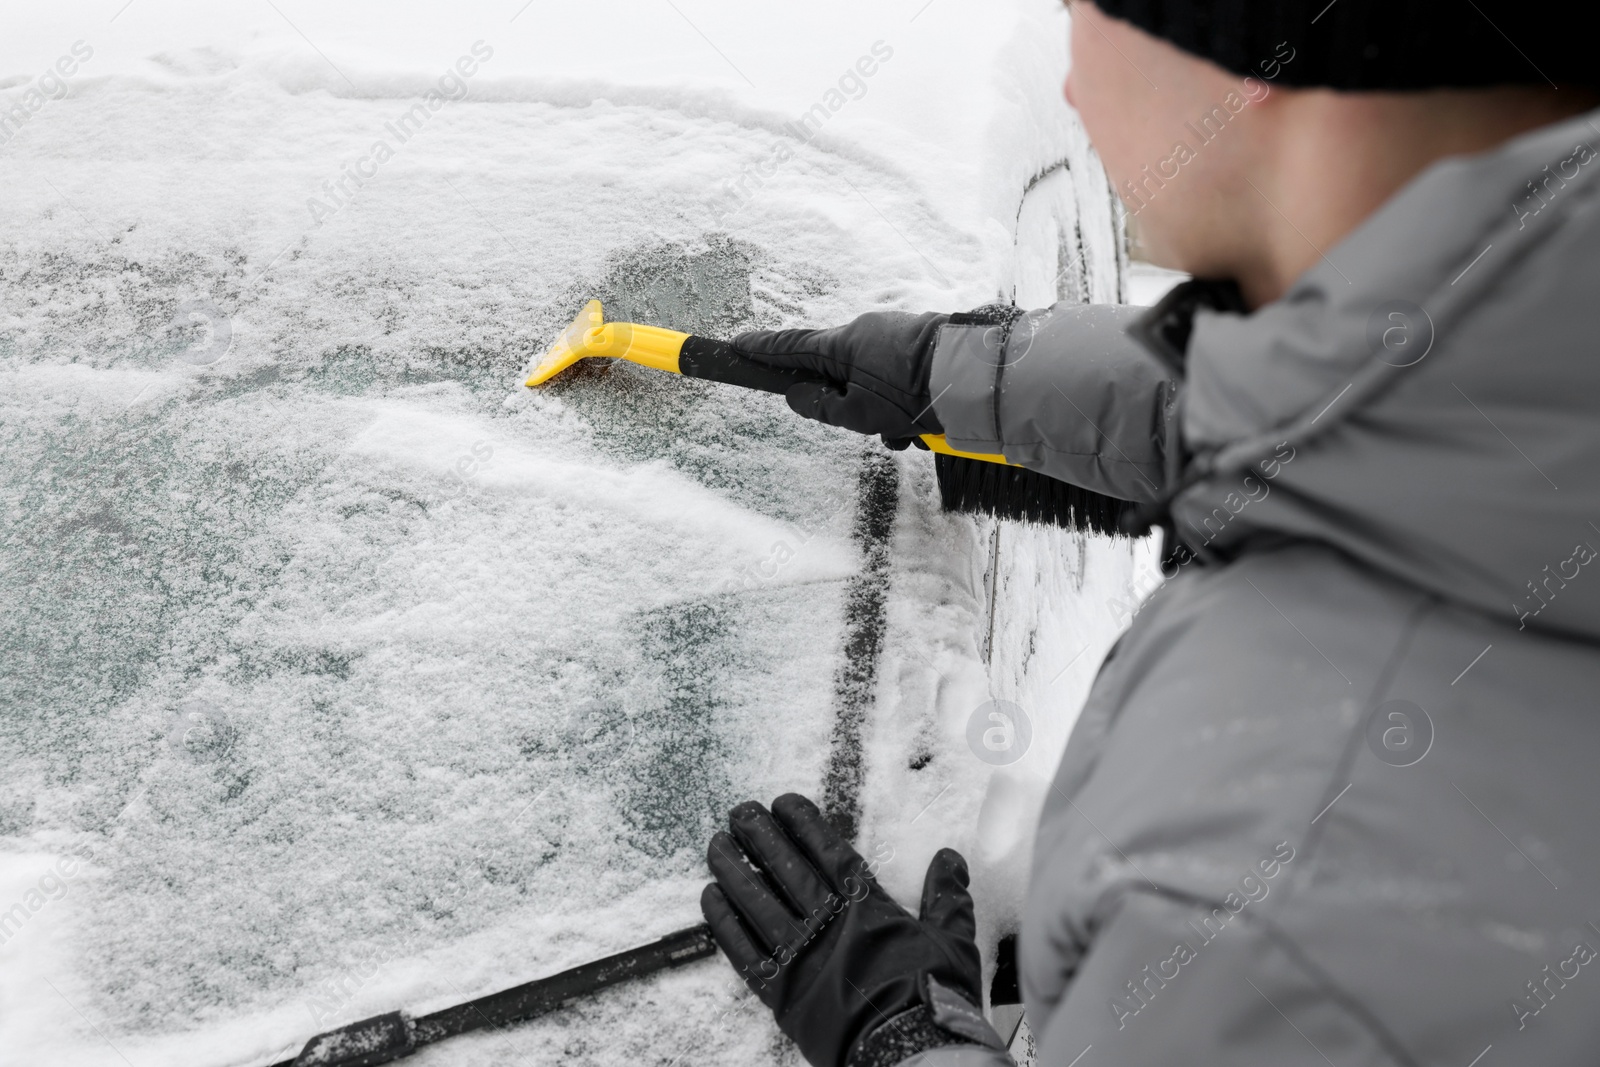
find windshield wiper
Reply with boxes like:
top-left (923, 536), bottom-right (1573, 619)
top-left (267, 924), bottom-right (717, 1067)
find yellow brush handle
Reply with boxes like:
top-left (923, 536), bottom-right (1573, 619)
top-left (919, 435), bottom-right (1012, 465)
top-left (578, 323), bottom-right (688, 373)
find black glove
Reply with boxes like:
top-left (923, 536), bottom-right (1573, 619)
top-left (731, 312), bottom-right (950, 440)
top-left (701, 793), bottom-right (997, 1067)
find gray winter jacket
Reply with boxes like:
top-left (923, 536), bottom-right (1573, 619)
top-left (919, 107), bottom-right (1600, 1065)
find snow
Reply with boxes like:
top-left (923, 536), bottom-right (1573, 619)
top-left (1, 2), bottom-right (1156, 1064)
top-left (1126, 261), bottom-right (1190, 307)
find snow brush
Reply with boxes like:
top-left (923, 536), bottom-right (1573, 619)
top-left (524, 300), bottom-right (1137, 534)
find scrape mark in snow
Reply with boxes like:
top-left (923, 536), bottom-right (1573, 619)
top-left (822, 448), bottom-right (898, 842)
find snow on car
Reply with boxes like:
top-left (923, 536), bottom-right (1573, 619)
top-left (0, 2), bottom-right (1153, 1063)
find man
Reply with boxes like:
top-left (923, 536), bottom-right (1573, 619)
top-left (700, 2), bottom-right (1600, 1064)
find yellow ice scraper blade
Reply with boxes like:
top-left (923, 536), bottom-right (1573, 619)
top-left (522, 299), bottom-right (690, 387)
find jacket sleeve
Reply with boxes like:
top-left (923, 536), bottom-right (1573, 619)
top-left (852, 979), bottom-right (1019, 1067)
top-left (894, 1047), bottom-right (1016, 1066)
top-left (928, 303), bottom-right (1176, 504)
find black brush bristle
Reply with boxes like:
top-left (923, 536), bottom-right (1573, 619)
top-left (934, 453), bottom-right (1137, 535)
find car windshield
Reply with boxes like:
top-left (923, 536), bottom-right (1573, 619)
top-left (0, 6), bottom-right (1141, 1064)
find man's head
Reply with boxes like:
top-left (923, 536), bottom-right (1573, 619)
top-left (1065, 1), bottom-right (1598, 306)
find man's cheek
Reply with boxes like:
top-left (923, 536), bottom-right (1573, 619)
top-left (1067, 11), bottom-right (1160, 192)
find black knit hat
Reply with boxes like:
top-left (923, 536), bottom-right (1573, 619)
top-left (1092, 0), bottom-right (1595, 90)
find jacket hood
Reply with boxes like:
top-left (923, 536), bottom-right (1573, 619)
top-left (1171, 107), bottom-right (1600, 641)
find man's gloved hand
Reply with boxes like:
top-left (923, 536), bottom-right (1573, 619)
top-left (731, 312), bottom-right (950, 441)
top-left (701, 793), bottom-right (1000, 1067)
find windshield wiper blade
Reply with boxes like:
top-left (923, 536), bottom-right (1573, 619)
top-left (268, 924), bottom-right (717, 1067)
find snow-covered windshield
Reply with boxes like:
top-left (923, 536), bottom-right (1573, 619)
top-left (0, 4), bottom-right (1146, 1064)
